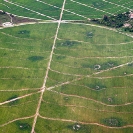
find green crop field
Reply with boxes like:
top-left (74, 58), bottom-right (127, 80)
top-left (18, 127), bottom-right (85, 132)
top-left (0, 0), bottom-right (133, 133)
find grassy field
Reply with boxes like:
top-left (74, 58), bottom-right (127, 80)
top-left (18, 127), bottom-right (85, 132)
top-left (0, 23), bottom-right (57, 132)
top-left (0, 0), bottom-right (133, 133)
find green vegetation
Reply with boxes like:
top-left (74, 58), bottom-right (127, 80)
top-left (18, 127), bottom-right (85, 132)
top-left (43, 22), bottom-right (133, 133)
top-left (18, 30), bottom-right (30, 37)
top-left (0, 11), bottom-right (37, 26)
top-left (92, 12), bottom-right (130, 27)
top-left (91, 11), bottom-right (133, 32)
top-left (102, 117), bottom-right (126, 127)
top-left (58, 40), bottom-right (79, 47)
top-left (0, 11), bottom-right (10, 25)
top-left (67, 123), bottom-right (91, 133)
top-left (0, 0), bottom-right (62, 20)
top-left (0, 119), bottom-right (33, 133)
top-left (16, 121), bottom-right (31, 131)
top-left (28, 56), bottom-right (44, 62)
top-left (0, 0), bottom-right (133, 132)
top-left (7, 95), bottom-right (19, 106)
top-left (35, 118), bottom-right (133, 133)
top-left (0, 23), bottom-right (57, 89)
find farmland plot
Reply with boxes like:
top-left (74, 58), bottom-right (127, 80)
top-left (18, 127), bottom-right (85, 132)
top-left (0, 0), bottom-right (133, 133)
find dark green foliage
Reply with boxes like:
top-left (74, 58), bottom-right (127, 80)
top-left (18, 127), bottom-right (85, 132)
top-left (18, 30), bottom-right (30, 37)
top-left (86, 32), bottom-right (93, 38)
top-left (102, 117), bottom-right (126, 127)
top-left (61, 85), bottom-right (67, 90)
top-left (102, 97), bottom-right (116, 104)
top-left (94, 61), bottom-right (118, 70)
top-left (92, 1), bottom-right (105, 8)
top-left (0, 11), bottom-right (10, 24)
top-left (81, 64), bottom-right (98, 70)
top-left (125, 27), bottom-right (133, 32)
top-left (67, 123), bottom-right (91, 133)
top-left (60, 40), bottom-right (79, 47)
top-left (18, 30), bottom-right (30, 34)
top-left (71, 20), bottom-right (90, 24)
top-left (0, 11), bottom-right (6, 15)
top-left (63, 97), bottom-right (69, 101)
top-left (103, 15), bottom-right (109, 21)
top-left (7, 95), bottom-right (19, 105)
top-left (88, 83), bottom-right (106, 90)
top-left (100, 61), bottom-right (118, 70)
top-left (91, 11), bottom-right (133, 31)
top-left (128, 63), bottom-right (133, 67)
top-left (56, 55), bottom-right (66, 60)
top-left (28, 56), bottom-right (44, 62)
top-left (16, 121), bottom-right (31, 131)
top-left (82, 61), bottom-right (117, 70)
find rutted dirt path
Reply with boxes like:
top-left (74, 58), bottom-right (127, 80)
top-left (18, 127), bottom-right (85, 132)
top-left (0, 91), bottom-right (41, 106)
top-left (0, 47), bottom-right (51, 53)
top-left (64, 21), bottom-right (133, 38)
top-left (53, 53), bottom-right (133, 59)
top-left (42, 99), bottom-right (133, 114)
top-left (47, 77), bottom-right (81, 91)
top-left (49, 90), bottom-right (133, 107)
top-left (0, 88), bottom-right (40, 92)
top-left (0, 115), bottom-right (34, 127)
top-left (39, 114), bottom-right (133, 129)
top-left (57, 37), bottom-right (133, 45)
top-left (31, 0), bottom-right (67, 132)
top-left (92, 61), bottom-right (133, 76)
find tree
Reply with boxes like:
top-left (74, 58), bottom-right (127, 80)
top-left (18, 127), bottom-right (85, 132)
top-left (103, 15), bottom-right (109, 21)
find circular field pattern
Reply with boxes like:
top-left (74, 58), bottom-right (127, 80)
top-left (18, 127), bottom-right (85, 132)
top-left (0, 0), bottom-right (133, 133)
